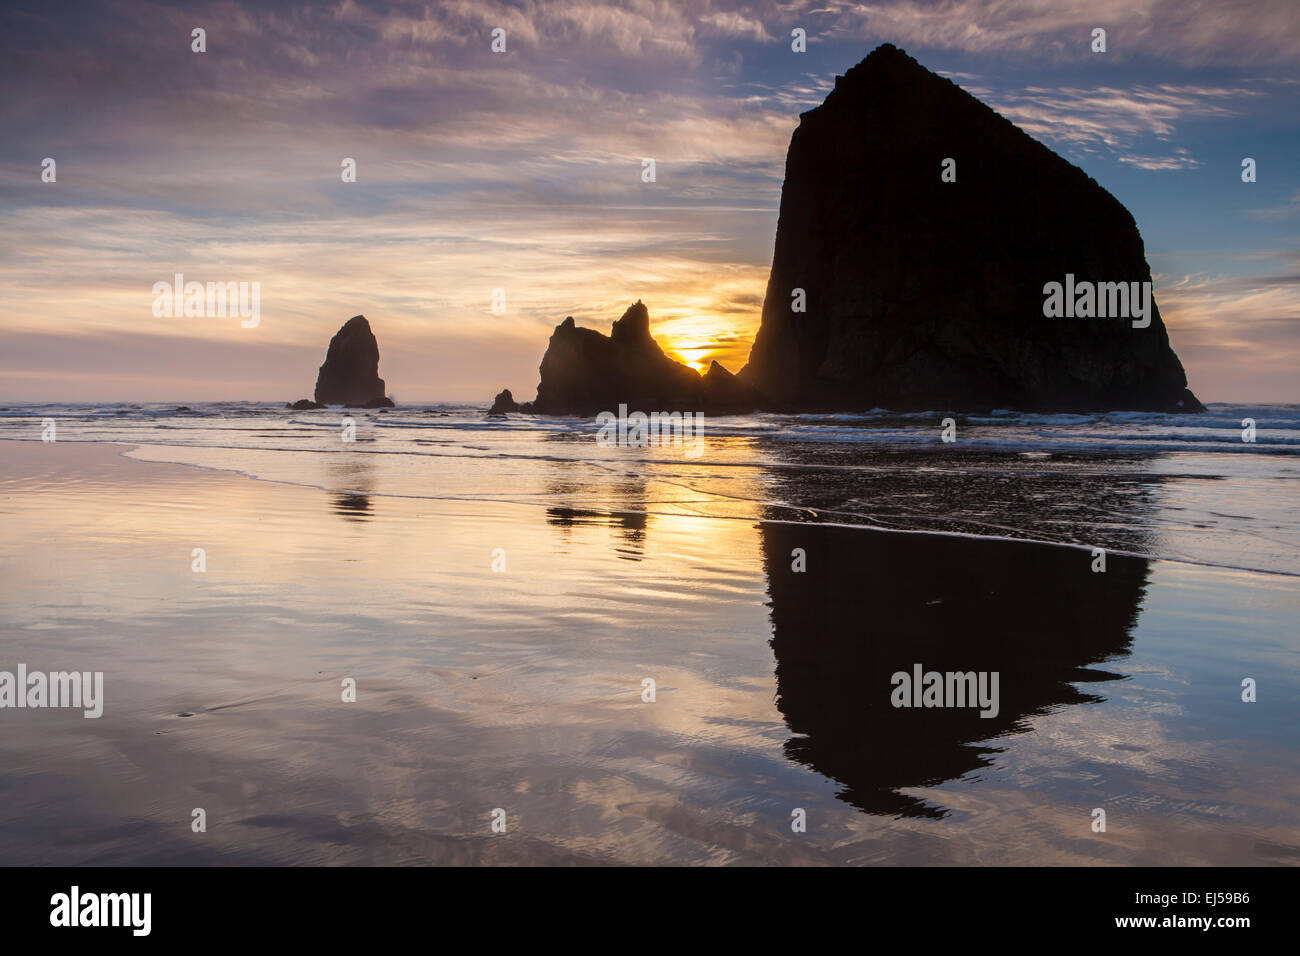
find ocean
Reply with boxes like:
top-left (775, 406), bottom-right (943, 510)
top-left (0, 401), bottom-right (1296, 864)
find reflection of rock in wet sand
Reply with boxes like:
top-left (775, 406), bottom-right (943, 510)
top-left (326, 455), bottom-right (375, 523)
top-left (760, 521), bottom-right (1150, 817)
top-left (546, 506), bottom-right (646, 558)
top-left (332, 493), bottom-right (371, 521)
top-left (543, 474), bottom-right (648, 559)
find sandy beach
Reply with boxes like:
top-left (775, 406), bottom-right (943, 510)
top-left (2, 436), bottom-right (1296, 865)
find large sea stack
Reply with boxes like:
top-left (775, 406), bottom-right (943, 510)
top-left (313, 315), bottom-right (394, 407)
top-left (740, 43), bottom-right (1202, 413)
top-left (512, 301), bottom-right (761, 415)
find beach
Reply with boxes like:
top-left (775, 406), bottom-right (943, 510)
top-left (0, 407), bottom-right (1296, 865)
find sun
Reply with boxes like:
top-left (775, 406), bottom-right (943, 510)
top-left (670, 346), bottom-right (713, 373)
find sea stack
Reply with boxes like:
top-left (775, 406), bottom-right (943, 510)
top-left (488, 388), bottom-right (519, 414)
top-left (313, 315), bottom-right (394, 407)
top-left (516, 301), bottom-right (760, 415)
top-left (740, 43), bottom-right (1202, 413)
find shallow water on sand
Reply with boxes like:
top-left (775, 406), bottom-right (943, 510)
top-left (0, 431), bottom-right (1297, 865)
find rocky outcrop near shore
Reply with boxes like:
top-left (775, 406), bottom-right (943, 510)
top-left (500, 301), bottom-right (762, 416)
top-left (488, 388), bottom-right (519, 414)
top-left (738, 43), bottom-right (1202, 413)
top-left (313, 315), bottom-right (395, 407)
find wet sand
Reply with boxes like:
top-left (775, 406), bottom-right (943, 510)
top-left (1, 439), bottom-right (1297, 864)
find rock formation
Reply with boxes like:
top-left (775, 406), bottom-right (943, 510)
top-left (504, 301), bottom-right (761, 415)
top-left (701, 360), bottom-right (761, 411)
top-left (286, 398), bottom-right (324, 410)
top-left (313, 315), bottom-right (395, 407)
top-left (739, 43), bottom-right (1202, 413)
top-left (488, 388), bottom-right (519, 414)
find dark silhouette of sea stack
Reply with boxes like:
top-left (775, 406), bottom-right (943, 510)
top-left (740, 43), bottom-right (1202, 413)
top-left (488, 388), bottom-right (519, 414)
top-left (526, 301), bottom-right (700, 414)
top-left (506, 300), bottom-right (762, 415)
top-left (313, 315), bottom-right (394, 407)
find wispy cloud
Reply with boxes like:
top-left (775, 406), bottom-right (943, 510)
top-left (818, 0), bottom-right (1300, 65)
top-left (1117, 148), bottom-right (1200, 171)
top-left (700, 10), bottom-right (775, 42)
top-left (969, 84), bottom-right (1259, 167)
top-left (1156, 260), bottom-right (1300, 400)
top-left (1248, 188), bottom-right (1300, 221)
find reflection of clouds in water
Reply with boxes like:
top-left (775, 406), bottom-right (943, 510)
top-left (993, 704), bottom-right (1197, 784)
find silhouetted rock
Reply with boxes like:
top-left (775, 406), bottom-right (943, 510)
top-left (740, 43), bottom-right (1202, 413)
top-left (313, 315), bottom-right (392, 407)
top-left (702, 360), bottom-right (766, 413)
top-left (286, 399), bottom-right (324, 410)
top-left (489, 388), bottom-right (519, 414)
top-left (514, 301), bottom-right (760, 415)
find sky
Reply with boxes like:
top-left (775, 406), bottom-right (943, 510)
top-left (1, 0), bottom-right (1297, 404)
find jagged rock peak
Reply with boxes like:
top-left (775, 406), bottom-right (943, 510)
top-left (507, 301), bottom-right (763, 416)
top-left (610, 300), bottom-right (656, 350)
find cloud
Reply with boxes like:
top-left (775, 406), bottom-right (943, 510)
top-left (817, 0), bottom-right (1300, 65)
top-left (1156, 262), bottom-right (1300, 401)
top-left (969, 84), bottom-right (1259, 165)
top-left (699, 11), bottom-right (775, 42)
top-left (1247, 189), bottom-right (1300, 221)
top-left (1117, 148), bottom-right (1200, 171)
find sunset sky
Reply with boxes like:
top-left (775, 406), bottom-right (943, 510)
top-left (2, 0), bottom-right (1297, 403)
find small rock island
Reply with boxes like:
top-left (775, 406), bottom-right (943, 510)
top-left (289, 314), bottom-right (395, 409)
top-left (500, 301), bottom-right (761, 416)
